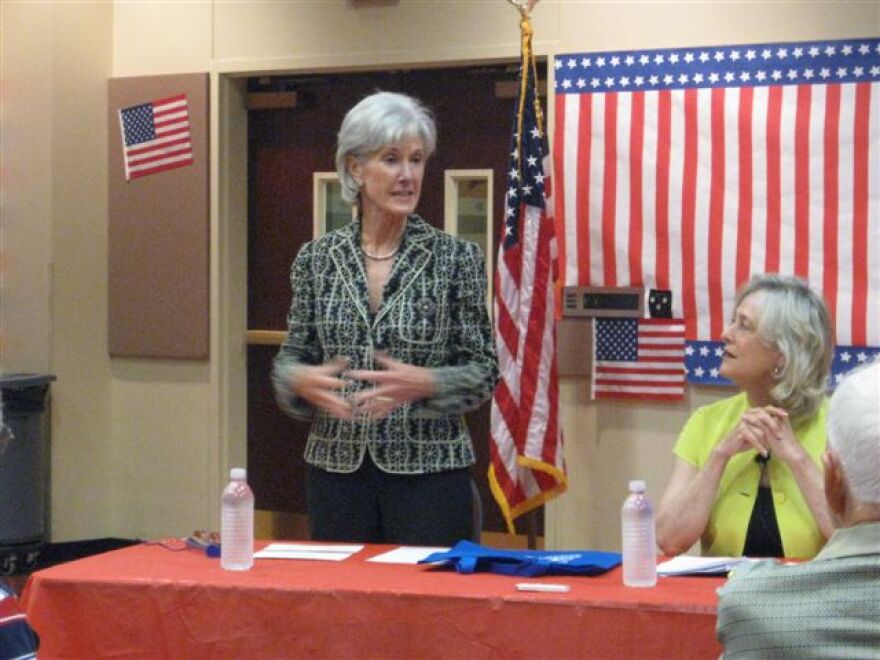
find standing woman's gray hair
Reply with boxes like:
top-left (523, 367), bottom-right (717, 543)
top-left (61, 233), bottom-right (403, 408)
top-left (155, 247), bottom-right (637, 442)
top-left (735, 273), bottom-right (833, 420)
top-left (335, 92), bottom-right (437, 205)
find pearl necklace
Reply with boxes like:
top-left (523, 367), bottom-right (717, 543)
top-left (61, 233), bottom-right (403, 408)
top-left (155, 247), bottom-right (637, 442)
top-left (361, 243), bottom-right (401, 261)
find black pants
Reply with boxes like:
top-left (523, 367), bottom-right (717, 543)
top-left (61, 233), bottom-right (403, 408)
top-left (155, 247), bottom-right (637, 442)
top-left (307, 453), bottom-right (474, 546)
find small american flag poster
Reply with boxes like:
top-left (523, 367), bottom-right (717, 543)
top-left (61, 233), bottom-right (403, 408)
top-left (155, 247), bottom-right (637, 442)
top-left (592, 317), bottom-right (686, 401)
top-left (118, 93), bottom-right (194, 181)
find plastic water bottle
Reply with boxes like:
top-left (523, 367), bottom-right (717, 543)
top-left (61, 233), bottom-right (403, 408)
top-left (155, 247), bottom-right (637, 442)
top-left (621, 479), bottom-right (657, 587)
top-left (221, 467), bottom-right (254, 571)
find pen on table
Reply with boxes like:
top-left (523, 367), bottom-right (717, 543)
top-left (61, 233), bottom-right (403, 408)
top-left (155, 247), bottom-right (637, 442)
top-left (515, 582), bottom-right (571, 593)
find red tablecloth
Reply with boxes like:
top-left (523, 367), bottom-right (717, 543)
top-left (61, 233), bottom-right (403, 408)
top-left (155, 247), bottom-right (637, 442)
top-left (22, 542), bottom-right (724, 659)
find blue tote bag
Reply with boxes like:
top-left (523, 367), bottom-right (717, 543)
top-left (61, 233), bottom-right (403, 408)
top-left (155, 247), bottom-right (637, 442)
top-left (420, 540), bottom-right (621, 577)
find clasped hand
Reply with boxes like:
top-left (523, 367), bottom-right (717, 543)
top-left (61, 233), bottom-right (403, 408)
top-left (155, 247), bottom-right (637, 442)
top-left (717, 405), bottom-right (802, 465)
top-left (288, 353), bottom-right (435, 420)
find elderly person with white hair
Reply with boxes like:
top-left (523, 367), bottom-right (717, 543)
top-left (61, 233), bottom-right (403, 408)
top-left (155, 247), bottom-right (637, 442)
top-left (716, 361), bottom-right (880, 658)
top-left (272, 91), bottom-right (498, 546)
top-left (657, 274), bottom-right (835, 558)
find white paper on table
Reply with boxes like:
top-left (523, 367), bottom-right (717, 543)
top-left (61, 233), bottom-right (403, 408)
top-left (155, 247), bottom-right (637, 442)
top-left (366, 546), bottom-right (449, 565)
top-left (254, 543), bottom-right (364, 561)
top-left (657, 555), bottom-right (759, 576)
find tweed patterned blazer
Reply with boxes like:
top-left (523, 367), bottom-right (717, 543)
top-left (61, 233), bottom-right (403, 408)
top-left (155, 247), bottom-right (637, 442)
top-left (272, 215), bottom-right (499, 474)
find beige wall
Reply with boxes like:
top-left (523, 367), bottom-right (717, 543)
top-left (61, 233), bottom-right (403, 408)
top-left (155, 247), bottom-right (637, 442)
top-left (1, 0), bottom-right (117, 540)
top-left (1, 1), bottom-right (55, 374)
top-left (1, 0), bottom-right (876, 547)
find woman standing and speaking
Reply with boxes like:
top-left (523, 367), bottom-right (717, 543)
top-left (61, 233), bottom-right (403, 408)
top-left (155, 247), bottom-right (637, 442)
top-left (273, 91), bottom-right (498, 547)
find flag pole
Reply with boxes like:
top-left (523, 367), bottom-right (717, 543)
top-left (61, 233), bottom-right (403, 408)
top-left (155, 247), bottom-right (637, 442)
top-left (517, 0), bottom-right (543, 552)
top-left (492, 0), bottom-right (561, 550)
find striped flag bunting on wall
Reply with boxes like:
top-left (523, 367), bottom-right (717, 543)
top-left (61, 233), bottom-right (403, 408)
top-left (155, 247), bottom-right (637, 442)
top-left (592, 317), bottom-right (686, 401)
top-left (118, 93), bottom-right (194, 181)
top-left (686, 342), bottom-right (880, 388)
top-left (553, 37), bottom-right (880, 385)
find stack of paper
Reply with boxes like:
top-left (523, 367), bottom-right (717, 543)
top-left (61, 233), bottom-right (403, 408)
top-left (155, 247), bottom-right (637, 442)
top-left (366, 546), bottom-right (449, 564)
top-left (253, 543), bottom-right (363, 561)
top-left (656, 555), bottom-right (760, 576)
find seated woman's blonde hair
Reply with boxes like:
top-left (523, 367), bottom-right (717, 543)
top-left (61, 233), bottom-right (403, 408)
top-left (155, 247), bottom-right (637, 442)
top-left (735, 273), bottom-right (833, 421)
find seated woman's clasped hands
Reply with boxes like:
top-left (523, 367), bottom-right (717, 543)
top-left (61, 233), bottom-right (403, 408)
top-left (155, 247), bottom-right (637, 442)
top-left (718, 405), bottom-right (800, 463)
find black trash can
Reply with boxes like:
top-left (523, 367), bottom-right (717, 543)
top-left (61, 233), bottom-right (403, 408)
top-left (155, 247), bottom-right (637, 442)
top-left (0, 373), bottom-right (55, 575)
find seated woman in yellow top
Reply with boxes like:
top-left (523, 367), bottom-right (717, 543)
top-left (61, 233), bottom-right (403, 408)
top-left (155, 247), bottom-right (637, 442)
top-left (656, 274), bottom-right (834, 559)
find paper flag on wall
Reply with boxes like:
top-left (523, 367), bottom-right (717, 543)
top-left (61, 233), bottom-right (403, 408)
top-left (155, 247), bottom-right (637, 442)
top-left (118, 93), bottom-right (194, 181)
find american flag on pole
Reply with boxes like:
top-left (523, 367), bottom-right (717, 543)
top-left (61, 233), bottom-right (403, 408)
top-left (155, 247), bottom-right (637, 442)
top-left (489, 17), bottom-right (566, 535)
top-left (592, 318), bottom-right (686, 401)
top-left (118, 93), bottom-right (194, 181)
top-left (553, 38), bottom-right (880, 384)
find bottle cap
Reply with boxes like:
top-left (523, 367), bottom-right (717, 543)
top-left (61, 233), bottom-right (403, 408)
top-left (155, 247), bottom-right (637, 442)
top-left (629, 479), bottom-right (646, 492)
top-left (230, 468), bottom-right (247, 481)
